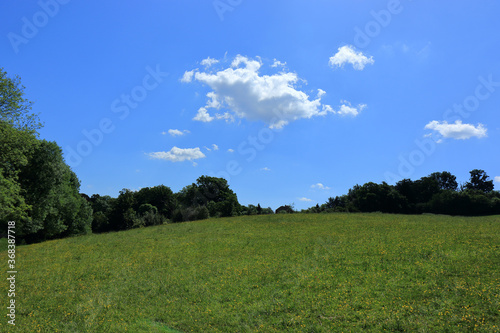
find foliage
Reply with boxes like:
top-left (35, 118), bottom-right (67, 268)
top-left (347, 182), bottom-right (405, 213)
top-left (465, 169), bottom-right (494, 193)
top-left (240, 204), bottom-right (274, 216)
top-left (430, 171), bottom-right (458, 191)
top-left (88, 194), bottom-right (114, 232)
top-left (0, 168), bottom-right (31, 223)
top-left (311, 170), bottom-right (499, 217)
top-left (0, 69), bottom-right (91, 244)
top-left (18, 140), bottom-right (92, 242)
top-left (0, 68), bottom-right (42, 132)
top-left (175, 176), bottom-right (240, 220)
top-left (88, 176), bottom-right (241, 231)
top-left (135, 185), bottom-right (176, 218)
top-left (0, 121), bottom-right (37, 227)
top-left (275, 205), bottom-right (295, 214)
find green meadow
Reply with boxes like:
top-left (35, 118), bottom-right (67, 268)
top-left (1, 213), bottom-right (499, 332)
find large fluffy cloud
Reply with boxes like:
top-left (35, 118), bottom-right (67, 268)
top-left (147, 147), bottom-right (205, 162)
top-left (329, 45), bottom-right (374, 70)
top-left (424, 120), bottom-right (487, 140)
top-left (182, 55), bottom-right (362, 128)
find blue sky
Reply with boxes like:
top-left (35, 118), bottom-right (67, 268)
top-left (1, 0), bottom-right (499, 210)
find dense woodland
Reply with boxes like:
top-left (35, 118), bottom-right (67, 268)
top-left (302, 170), bottom-right (500, 216)
top-left (1, 68), bottom-right (499, 244)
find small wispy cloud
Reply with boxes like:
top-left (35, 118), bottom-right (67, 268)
top-left (180, 69), bottom-right (195, 83)
top-left (336, 101), bottom-right (366, 117)
top-left (494, 176), bottom-right (500, 183)
top-left (271, 59), bottom-right (286, 68)
top-left (299, 197), bottom-right (313, 202)
top-left (261, 167), bottom-right (271, 171)
top-left (311, 183), bottom-right (331, 190)
top-left (201, 57), bottom-right (219, 67)
top-left (147, 147), bottom-right (205, 163)
top-left (227, 149), bottom-right (235, 153)
top-left (165, 129), bottom-right (190, 137)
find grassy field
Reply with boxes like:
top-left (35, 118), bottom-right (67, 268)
top-left (1, 213), bottom-right (499, 332)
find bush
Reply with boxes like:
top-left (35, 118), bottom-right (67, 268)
top-left (138, 211), bottom-right (166, 227)
top-left (138, 204), bottom-right (158, 216)
top-left (92, 211), bottom-right (109, 233)
top-left (172, 209), bottom-right (184, 223)
top-left (275, 205), bottom-right (294, 214)
top-left (172, 206), bottom-right (210, 222)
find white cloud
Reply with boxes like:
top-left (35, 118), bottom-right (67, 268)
top-left (311, 183), bottom-right (331, 190)
top-left (167, 129), bottom-right (190, 137)
top-left (206, 91), bottom-right (221, 109)
top-left (180, 69), bottom-right (195, 83)
top-left (329, 45), bottom-right (374, 70)
top-left (147, 147), bottom-right (206, 163)
top-left (186, 55), bottom-right (335, 128)
top-left (227, 149), bottom-right (234, 153)
top-left (299, 197), bottom-right (313, 202)
top-left (336, 101), bottom-right (366, 117)
top-left (494, 176), bottom-right (500, 183)
top-left (201, 57), bottom-right (219, 67)
top-left (193, 107), bottom-right (214, 122)
top-left (271, 59), bottom-right (286, 68)
top-left (424, 120), bottom-right (487, 140)
top-left (215, 112), bottom-right (235, 122)
top-left (317, 89), bottom-right (326, 98)
top-left (203, 144), bottom-right (219, 152)
top-left (261, 167), bottom-right (271, 171)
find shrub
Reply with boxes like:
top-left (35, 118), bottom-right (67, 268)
top-left (275, 205), bottom-right (294, 214)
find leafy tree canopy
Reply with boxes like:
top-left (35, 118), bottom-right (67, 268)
top-left (0, 68), bottom-right (42, 133)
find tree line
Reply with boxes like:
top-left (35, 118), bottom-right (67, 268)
top-left (83, 175), bottom-right (274, 234)
top-left (303, 170), bottom-right (500, 216)
top-left (1, 68), bottom-right (499, 245)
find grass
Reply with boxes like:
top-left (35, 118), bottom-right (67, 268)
top-left (1, 213), bottom-right (499, 332)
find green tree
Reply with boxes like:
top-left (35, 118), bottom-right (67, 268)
top-left (89, 194), bottom-right (114, 232)
top-left (465, 169), bottom-right (494, 193)
top-left (0, 68), bottom-right (42, 132)
top-left (175, 176), bottom-right (240, 219)
top-left (135, 185), bottom-right (176, 218)
top-left (196, 176), bottom-right (240, 217)
top-left (430, 171), bottom-right (458, 191)
top-left (348, 182), bottom-right (405, 213)
top-left (0, 69), bottom-right (91, 243)
top-left (18, 140), bottom-right (92, 241)
top-left (109, 189), bottom-right (136, 230)
top-left (0, 121), bottom-right (37, 229)
top-left (275, 205), bottom-right (294, 214)
top-left (0, 169), bottom-right (31, 223)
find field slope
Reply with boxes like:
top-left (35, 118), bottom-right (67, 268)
top-left (1, 213), bottom-right (499, 332)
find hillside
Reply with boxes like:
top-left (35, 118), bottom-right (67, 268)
top-left (1, 213), bottom-right (499, 332)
